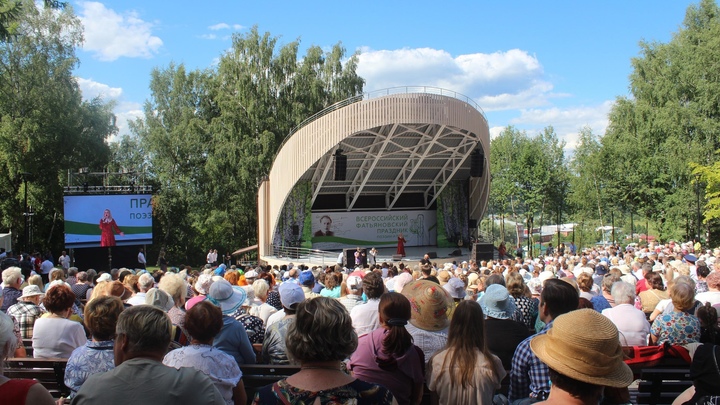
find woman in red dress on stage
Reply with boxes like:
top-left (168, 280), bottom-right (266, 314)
top-left (397, 233), bottom-right (407, 257)
top-left (99, 209), bottom-right (124, 247)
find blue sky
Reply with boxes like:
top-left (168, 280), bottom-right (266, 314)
top-left (71, 0), bottom-right (701, 149)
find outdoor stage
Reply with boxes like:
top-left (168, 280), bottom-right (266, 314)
top-left (262, 245), bottom-right (479, 269)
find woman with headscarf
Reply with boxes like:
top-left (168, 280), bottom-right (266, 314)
top-left (99, 209), bottom-right (124, 247)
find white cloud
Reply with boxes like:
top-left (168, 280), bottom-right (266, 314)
top-left (200, 33), bottom-right (217, 40)
top-left (356, 46), bottom-right (613, 152)
top-left (208, 22), bottom-right (243, 31)
top-left (78, 1), bottom-right (163, 61)
top-left (76, 77), bottom-right (122, 100)
top-left (209, 23), bottom-right (229, 31)
top-left (112, 101), bottom-right (143, 142)
top-left (356, 47), bottom-right (553, 111)
top-left (74, 77), bottom-right (142, 142)
top-left (509, 101), bottom-right (614, 150)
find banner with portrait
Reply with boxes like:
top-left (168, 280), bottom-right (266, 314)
top-left (310, 210), bottom-right (436, 250)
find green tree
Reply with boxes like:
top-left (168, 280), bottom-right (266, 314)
top-left (0, 1), bottom-right (115, 252)
top-left (134, 27), bottom-right (364, 264)
top-left (601, 0), bottom-right (720, 242)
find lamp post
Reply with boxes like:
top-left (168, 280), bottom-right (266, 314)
top-left (695, 173), bottom-right (702, 242)
top-left (21, 172), bottom-right (30, 252)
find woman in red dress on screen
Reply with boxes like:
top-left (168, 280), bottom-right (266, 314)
top-left (99, 209), bottom-right (124, 247)
top-left (397, 233), bottom-right (407, 257)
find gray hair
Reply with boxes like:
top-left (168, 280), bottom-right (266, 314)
top-left (611, 281), bottom-right (635, 305)
top-left (77, 272), bottom-right (89, 282)
top-left (137, 273), bottom-right (155, 291)
top-left (158, 272), bottom-right (187, 303)
top-left (1, 267), bottom-right (22, 285)
top-left (253, 279), bottom-right (270, 299)
top-left (68, 267), bottom-right (79, 276)
top-left (116, 305), bottom-right (171, 354)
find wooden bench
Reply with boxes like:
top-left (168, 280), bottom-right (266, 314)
top-left (5, 357), bottom-right (70, 398)
top-left (240, 364), bottom-right (301, 403)
top-left (633, 367), bottom-right (692, 405)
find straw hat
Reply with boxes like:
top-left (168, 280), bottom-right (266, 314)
top-left (530, 308), bottom-right (634, 388)
top-left (402, 280), bottom-right (452, 331)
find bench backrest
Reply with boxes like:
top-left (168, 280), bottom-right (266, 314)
top-left (5, 357), bottom-right (70, 398)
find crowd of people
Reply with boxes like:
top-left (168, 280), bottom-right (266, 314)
top-left (1, 239), bottom-right (720, 404)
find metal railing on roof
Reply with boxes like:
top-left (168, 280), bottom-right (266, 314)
top-left (276, 86), bottom-right (485, 157)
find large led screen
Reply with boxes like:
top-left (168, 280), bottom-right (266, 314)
top-left (64, 195), bottom-right (153, 248)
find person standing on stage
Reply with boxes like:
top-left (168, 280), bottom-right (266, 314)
top-left (397, 233), bottom-right (407, 257)
top-left (368, 248), bottom-right (378, 265)
top-left (137, 248), bottom-right (146, 270)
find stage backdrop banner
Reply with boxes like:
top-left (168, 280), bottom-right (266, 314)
top-left (311, 210), bottom-right (436, 250)
top-left (64, 195), bottom-right (153, 248)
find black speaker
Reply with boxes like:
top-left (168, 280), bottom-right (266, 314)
top-left (426, 251), bottom-right (437, 259)
top-left (291, 225), bottom-right (299, 236)
top-left (449, 249), bottom-right (462, 256)
top-left (474, 243), bottom-right (494, 261)
top-left (392, 254), bottom-right (403, 261)
top-left (345, 248), bottom-right (367, 267)
top-left (470, 150), bottom-right (484, 177)
top-left (468, 219), bottom-right (478, 228)
top-left (334, 153), bottom-right (347, 181)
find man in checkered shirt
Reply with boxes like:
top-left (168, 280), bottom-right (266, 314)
top-left (508, 278), bottom-right (579, 404)
top-left (6, 285), bottom-right (46, 338)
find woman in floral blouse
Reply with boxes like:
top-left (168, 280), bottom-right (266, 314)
top-left (65, 296), bottom-right (124, 397)
top-left (649, 281), bottom-right (701, 345)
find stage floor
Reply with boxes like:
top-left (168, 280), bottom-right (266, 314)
top-left (261, 245), bottom-right (476, 268)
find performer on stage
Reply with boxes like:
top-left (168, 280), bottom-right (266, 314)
top-left (368, 247), bottom-right (378, 265)
top-left (99, 209), bottom-right (124, 247)
top-left (397, 233), bottom-right (407, 257)
top-left (354, 247), bottom-right (364, 267)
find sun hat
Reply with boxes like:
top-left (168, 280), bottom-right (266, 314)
top-left (530, 308), bottom-right (634, 388)
top-left (278, 282), bottom-right (304, 309)
top-left (443, 277), bottom-right (466, 299)
top-left (245, 270), bottom-right (258, 279)
top-left (480, 284), bottom-right (517, 320)
top-left (20, 285), bottom-right (44, 299)
top-left (402, 280), bottom-right (452, 331)
top-left (467, 272), bottom-right (479, 286)
top-left (96, 273), bottom-right (112, 283)
top-left (109, 281), bottom-right (133, 301)
top-left (146, 288), bottom-right (174, 311)
top-left (617, 264), bottom-right (631, 275)
top-left (393, 272), bottom-right (414, 293)
top-left (208, 279), bottom-right (246, 315)
top-left (194, 273), bottom-right (214, 295)
top-left (437, 270), bottom-right (450, 285)
top-left (684, 254), bottom-right (698, 263)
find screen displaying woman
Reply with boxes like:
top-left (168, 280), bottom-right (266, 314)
top-left (99, 209), bottom-right (124, 247)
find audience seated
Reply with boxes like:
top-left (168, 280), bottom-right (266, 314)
top-left (65, 296), bottom-right (124, 396)
top-left (164, 301), bottom-right (246, 405)
top-left (33, 284), bottom-right (86, 358)
top-left (71, 305), bottom-right (225, 404)
top-left (6, 285), bottom-right (45, 339)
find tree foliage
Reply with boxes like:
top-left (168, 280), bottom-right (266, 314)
top-left (133, 27), bottom-right (364, 264)
top-left (0, 2), bottom-right (114, 252)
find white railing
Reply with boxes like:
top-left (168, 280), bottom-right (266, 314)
top-left (270, 245), bottom-right (338, 266)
